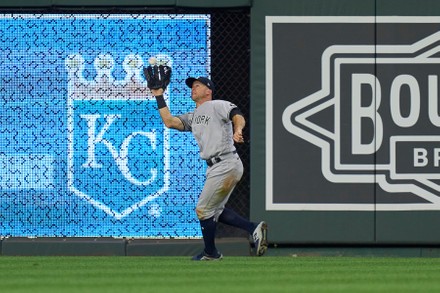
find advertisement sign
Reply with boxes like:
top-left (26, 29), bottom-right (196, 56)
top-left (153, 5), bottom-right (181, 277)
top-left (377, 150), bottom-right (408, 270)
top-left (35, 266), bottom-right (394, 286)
top-left (266, 17), bottom-right (440, 211)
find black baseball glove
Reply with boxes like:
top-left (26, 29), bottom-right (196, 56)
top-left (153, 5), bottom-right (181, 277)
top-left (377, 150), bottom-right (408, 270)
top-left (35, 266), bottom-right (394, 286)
top-left (143, 64), bottom-right (172, 90)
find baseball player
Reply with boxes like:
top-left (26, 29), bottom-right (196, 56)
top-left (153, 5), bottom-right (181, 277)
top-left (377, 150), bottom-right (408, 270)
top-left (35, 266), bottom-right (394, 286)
top-left (144, 64), bottom-right (267, 260)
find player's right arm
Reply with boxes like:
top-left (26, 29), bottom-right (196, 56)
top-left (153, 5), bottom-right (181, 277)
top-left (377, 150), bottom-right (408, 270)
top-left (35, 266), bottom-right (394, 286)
top-left (151, 88), bottom-right (184, 131)
top-left (158, 107), bottom-right (185, 130)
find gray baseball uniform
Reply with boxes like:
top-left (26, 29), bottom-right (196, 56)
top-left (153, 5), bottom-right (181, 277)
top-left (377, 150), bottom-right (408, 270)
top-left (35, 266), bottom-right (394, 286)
top-left (148, 75), bottom-right (267, 259)
top-left (178, 100), bottom-right (243, 220)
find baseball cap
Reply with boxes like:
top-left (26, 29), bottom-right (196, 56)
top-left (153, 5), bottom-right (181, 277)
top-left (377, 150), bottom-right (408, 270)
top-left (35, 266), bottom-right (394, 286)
top-left (185, 76), bottom-right (215, 92)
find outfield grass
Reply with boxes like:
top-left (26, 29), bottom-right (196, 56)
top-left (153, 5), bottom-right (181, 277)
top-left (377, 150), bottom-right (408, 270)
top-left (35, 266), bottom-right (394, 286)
top-left (1, 256), bottom-right (440, 292)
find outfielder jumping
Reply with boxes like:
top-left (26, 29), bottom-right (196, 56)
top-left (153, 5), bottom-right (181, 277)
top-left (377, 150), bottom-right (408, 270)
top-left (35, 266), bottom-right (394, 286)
top-left (144, 61), bottom-right (268, 260)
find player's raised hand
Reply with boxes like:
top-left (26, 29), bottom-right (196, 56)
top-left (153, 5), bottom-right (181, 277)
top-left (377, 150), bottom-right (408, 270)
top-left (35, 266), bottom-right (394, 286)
top-left (143, 56), bottom-right (172, 92)
top-left (151, 88), bottom-right (164, 97)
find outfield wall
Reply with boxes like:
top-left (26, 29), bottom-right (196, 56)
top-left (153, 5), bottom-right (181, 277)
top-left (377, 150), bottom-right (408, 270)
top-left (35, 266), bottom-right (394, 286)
top-left (251, 0), bottom-right (440, 245)
top-left (0, 237), bottom-right (251, 256)
top-left (0, 5), bottom-right (251, 240)
top-left (1, 0), bottom-right (440, 250)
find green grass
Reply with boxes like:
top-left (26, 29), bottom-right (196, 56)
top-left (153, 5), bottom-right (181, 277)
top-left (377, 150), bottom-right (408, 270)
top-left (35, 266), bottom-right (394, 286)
top-left (1, 256), bottom-right (440, 292)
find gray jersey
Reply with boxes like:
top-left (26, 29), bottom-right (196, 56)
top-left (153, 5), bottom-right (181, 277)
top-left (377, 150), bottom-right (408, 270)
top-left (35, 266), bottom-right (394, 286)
top-left (178, 100), bottom-right (237, 160)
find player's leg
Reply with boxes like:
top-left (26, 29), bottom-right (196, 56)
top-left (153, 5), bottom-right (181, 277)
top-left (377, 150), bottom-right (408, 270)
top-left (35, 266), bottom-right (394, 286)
top-left (193, 159), bottom-right (243, 260)
top-left (215, 158), bottom-right (268, 256)
top-left (218, 208), bottom-right (256, 233)
top-left (213, 149), bottom-right (253, 230)
top-left (194, 200), bottom-right (219, 259)
top-left (218, 208), bottom-right (268, 257)
top-left (193, 177), bottom-right (226, 260)
top-left (194, 216), bottom-right (221, 260)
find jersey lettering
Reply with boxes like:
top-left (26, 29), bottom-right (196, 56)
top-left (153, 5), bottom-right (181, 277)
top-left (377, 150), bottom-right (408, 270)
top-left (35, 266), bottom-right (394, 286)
top-left (193, 115), bottom-right (211, 125)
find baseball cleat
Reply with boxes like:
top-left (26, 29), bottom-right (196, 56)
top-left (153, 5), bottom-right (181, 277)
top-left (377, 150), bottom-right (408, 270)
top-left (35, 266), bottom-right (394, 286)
top-left (191, 250), bottom-right (223, 261)
top-left (252, 221), bottom-right (268, 256)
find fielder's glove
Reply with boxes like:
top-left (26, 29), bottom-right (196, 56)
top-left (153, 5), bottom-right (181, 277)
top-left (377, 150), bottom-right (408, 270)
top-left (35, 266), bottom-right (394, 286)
top-left (143, 58), bottom-right (172, 90)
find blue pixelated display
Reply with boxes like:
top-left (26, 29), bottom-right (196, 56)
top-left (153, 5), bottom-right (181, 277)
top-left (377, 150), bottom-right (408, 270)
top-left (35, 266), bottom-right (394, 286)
top-left (0, 14), bottom-right (210, 237)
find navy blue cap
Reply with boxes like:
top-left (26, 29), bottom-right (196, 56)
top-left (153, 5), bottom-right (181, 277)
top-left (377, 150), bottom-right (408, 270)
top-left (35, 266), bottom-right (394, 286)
top-left (185, 77), bottom-right (215, 92)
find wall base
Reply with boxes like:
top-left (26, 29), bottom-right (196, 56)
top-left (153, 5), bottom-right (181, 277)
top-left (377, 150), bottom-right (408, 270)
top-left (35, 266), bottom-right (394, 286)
top-left (0, 237), bottom-right (252, 257)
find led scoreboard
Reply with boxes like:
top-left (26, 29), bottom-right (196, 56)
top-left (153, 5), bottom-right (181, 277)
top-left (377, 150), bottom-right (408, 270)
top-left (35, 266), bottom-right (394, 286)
top-left (0, 14), bottom-right (211, 237)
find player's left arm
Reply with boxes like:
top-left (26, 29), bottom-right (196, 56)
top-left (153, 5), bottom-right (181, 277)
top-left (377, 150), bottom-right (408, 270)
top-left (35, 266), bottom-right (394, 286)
top-left (143, 61), bottom-right (184, 130)
top-left (230, 108), bottom-right (245, 144)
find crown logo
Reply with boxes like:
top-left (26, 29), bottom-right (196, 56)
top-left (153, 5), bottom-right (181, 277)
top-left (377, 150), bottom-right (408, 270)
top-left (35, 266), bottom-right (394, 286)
top-left (65, 53), bottom-right (171, 99)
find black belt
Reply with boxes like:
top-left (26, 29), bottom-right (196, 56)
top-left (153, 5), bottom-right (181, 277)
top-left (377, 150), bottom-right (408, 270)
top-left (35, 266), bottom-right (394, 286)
top-left (206, 150), bottom-right (237, 167)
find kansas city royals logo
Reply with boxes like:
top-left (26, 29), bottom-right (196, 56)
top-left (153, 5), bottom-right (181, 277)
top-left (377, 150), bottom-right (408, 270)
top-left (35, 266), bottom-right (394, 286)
top-left (66, 53), bottom-right (171, 219)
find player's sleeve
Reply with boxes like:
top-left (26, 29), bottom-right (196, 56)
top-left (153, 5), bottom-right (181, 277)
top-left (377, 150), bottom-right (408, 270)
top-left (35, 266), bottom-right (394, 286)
top-left (177, 113), bottom-right (193, 132)
top-left (217, 101), bottom-right (241, 121)
top-left (229, 107), bottom-right (243, 120)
